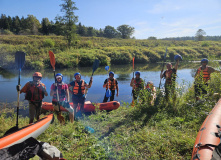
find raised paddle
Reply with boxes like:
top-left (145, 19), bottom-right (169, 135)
top-left (105, 66), bottom-right (111, 98)
top-left (159, 48), bottom-right (167, 89)
top-left (48, 50), bottom-right (65, 124)
top-left (132, 57), bottom-right (135, 79)
top-left (4, 51), bottom-right (25, 136)
top-left (85, 59), bottom-right (100, 98)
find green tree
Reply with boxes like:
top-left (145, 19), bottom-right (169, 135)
top-left (12, 16), bottom-right (21, 34)
top-left (60, 0), bottom-right (78, 48)
top-left (24, 15), bottom-right (41, 34)
top-left (77, 22), bottom-right (87, 36)
top-left (117, 24), bottom-right (134, 39)
top-left (41, 18), bottom-right (51, 35)
top-left (87, 27), bottom-right (96, 37)
top-left (195, 29), bottom-right (206, 41)
top-left (148, 36), bottom-right (157, 40)
top-left (0, 14), bottom-right (10, 30)
top-left (104, 25), bottom-right (118, 38)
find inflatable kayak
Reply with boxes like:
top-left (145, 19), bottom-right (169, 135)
top-left (0, 113), bottom-right (54, 149)
top-left (42, 101), bottom-right (120, 113)
top-left (192, 99), bottom-right (221, 160)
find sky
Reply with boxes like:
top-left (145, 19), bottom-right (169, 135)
top-left (0, 0), bottom-right (221, 39)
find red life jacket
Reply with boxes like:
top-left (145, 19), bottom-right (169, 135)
top-left (133, 78), bottom-right (143, 90)
top-left (106, 78), bottom-right (117, 90)
top-left (197, 66), bottom-right (210, 82)
top-left (25, 81), bottom-right (45, 102)
top-left (52, 82), bottom-right (66, 100)
top-left (73, 80), bottom-right (85, 95)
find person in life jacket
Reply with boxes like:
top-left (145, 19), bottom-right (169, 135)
top-left (50, 73), bottom-right (74, 123)
top-left (130, 71), bottom-right (144, 103)
top-left (160, 59), bottom-right (179, 100)
top-left (146, 81), bottom-right (156, 105)
top-left (19, 72), bottom-right (48, 124)
top-left (103, 71), bottom-right (119, 102)
top-left (68, 72), bottom-right (93, 120)
top-left (194, 58), bottom-right (220, 101)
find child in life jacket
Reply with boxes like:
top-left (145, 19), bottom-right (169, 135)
top-left (130, 71), bottom-right (144, 105)
top-left (146, 81), bottom-right (156, 105)
top-left (103, 71), bottom-right (119, 102)
top-left (50, 73), bottom-right (74, 123)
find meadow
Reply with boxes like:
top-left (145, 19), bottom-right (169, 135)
top-left (1, 35), bottom-right (221, 69)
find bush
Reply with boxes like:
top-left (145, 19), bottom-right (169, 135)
top-left (44, 39), bottom-right (55, 47)
top-left (0, 29), bottom-right (14, 35)
top-left (201, 42), bottom-right (210, 47)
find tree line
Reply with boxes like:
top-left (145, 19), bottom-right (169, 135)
top-left (0, 14), bottom-right (135, 39)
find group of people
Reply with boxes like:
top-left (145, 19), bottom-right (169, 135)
top-left (17, 56), bottom-right (220, 124)
top-left (18, 72), bottom-right (93, 123)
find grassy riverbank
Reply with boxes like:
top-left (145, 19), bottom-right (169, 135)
top-left (1, 35), bottom-right (221, 69)
top-left (1, 71), bottom-right (221, 159)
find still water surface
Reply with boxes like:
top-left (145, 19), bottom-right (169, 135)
top-left (0, 63), bottom-right (198, 104)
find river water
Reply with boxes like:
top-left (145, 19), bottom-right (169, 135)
top-left (0, 63), bottom-right (201, 104)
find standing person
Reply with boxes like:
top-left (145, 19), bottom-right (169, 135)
top-left (194, 58), bottom-right (220, 101)
top-left (146, 81), bottom-right (157, 105)
top-left (50, 73), bottom-right (74, 123)
top-left (20, 72), bottom-right (48, 124)
top-left (103, 71), bottom-right (119, 102)
top-left (160, 59), bottom-right (179, 100)
top-left (130, 71), bottom-right (145, 103)
top-left (68, 73), bottom-right (92, 120)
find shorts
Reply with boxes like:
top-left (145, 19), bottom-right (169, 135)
top-left (72, 95), bottom-right (85, 105)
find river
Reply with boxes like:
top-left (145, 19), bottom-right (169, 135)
top-left (0, 63), bottom-right (200, 104)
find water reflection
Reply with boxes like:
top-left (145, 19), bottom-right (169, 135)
top-left (0, 63), bottom-right (202, 103)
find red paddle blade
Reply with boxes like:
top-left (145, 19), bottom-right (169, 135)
top-left (49, 50), bottom-right (55, 70)
top-left (133, 57), bottom-right (135, 69)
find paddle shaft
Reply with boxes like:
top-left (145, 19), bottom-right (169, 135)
top-left (16, 69), bottom-right (21, 127)
top-left (159, 49), bottom-right (167, 89)
top-left (133, 57), bottom-right (135, 79)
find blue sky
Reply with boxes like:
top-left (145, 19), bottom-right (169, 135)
top-left (0, 0), bottom-right (221, 39)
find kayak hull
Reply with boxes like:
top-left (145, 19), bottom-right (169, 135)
top-left (42, 101), bottom-right (120, 113)
top-left (0, 114), bottom-right (54, 149)
top-left (192, 99), bottom-right (221, 159)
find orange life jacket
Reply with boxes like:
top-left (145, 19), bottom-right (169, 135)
top-left (73, 80), bottom-right (85, 95)
top-left (106, 78), bottom-right (117, 90)
top-left (133, 78), bottom-right (143, 90)
top-left (25, 81), bottom-right (45, 102)
top-left (197, 66), bottom-right (210, 82)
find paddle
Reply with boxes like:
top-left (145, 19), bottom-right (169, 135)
top-left (85, 59), bottom-right (100, 98)
top-left (133, 57), bottom-right (135, 79)
top-left (4, 51), bottom-right (25, 136)
top-left (159, 48), bottom-right (167, 89)
top-left (48, 50), bottom-right (65, 124)
top-left (105, 66), bottom-right (111, 98)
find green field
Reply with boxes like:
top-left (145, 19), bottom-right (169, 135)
top-left (1, 35), bottom-right (221, 69)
